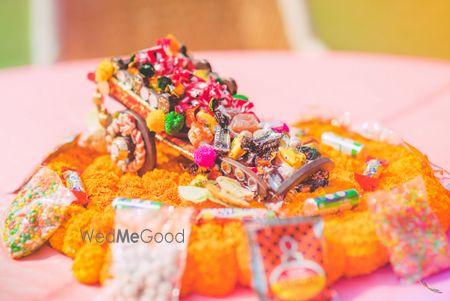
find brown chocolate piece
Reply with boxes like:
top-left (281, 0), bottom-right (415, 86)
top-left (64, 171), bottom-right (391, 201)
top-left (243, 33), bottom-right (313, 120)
top-left (194, 59), bottom-right (212, 72)
top-left (157, 93), bottom-right (172, 113)
top-left (223, 77), bottom-right (238, 95)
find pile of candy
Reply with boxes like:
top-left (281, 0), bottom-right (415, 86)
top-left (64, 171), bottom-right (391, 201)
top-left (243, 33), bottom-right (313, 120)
top-left (96, 35), bottom-right (330, 197)
top-left (4, 119), bottom-right (450, 299)
top-left (3, 35), bottom-right (450, 300)
top-left (101, 203), bottom-right (193, 301)
top-left (3, 167), bottom-right (76, 258)
top-left (368, 177), bottom-right (450, 283)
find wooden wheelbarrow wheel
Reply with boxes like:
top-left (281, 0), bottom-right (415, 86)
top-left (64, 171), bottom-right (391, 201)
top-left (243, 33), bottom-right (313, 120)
top-left (129, 111), bottom-right (157, 176)
top-left (274, 157), bottom-right (335, 199)
top-left (106, 110), bottom-right (156, 176)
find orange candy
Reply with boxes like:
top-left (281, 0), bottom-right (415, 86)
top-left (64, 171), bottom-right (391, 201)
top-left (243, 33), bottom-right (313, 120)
top-left (188, 122), bottom-right (214, 148)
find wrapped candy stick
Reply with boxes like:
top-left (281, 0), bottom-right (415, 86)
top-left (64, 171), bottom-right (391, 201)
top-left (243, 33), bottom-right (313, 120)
top-left (304, 189), bottom-right (360, 216)
top-left (196, 208), bottom-right (276, 223)
top-left (321, 132), bottom-right (363, 157)
top-left (112, 197), bottom-right (163, 210)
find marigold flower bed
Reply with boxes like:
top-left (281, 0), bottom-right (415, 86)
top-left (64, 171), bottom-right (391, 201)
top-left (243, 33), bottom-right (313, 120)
top-left (44, 119), bottom-right (450, 297)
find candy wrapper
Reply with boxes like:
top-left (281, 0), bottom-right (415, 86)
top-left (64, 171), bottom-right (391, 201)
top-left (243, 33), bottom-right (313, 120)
top-left (62, 168), bottom-right (89, 206)
top-left (245, 216), bottom-right (336, 301)
top-left (100, 203), bottom-right (193, 301)
top-left (368, 177), bottom-right (450, 283)
top-left (354, 157), bottom-right (387, 191)
top-left (3, 166), bottom-right (76, 258)
top-left (304, 189), bottom-right (360, 216)
top-left (196, 208), bottom-right (276, 223)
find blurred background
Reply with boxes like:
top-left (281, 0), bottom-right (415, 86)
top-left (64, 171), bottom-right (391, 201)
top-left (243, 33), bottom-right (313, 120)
top-left (1, 0), bottom-right (450, 68)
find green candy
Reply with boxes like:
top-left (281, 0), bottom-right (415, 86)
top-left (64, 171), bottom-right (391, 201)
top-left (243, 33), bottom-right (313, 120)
top-left (233, 94), bottom-right (249, 101)
top-left (139, 62), bottom-right (155, 77)
top-left (165, 111), bottom-right (185, 135)
top-left (158, 76), bottom-right (173, 91)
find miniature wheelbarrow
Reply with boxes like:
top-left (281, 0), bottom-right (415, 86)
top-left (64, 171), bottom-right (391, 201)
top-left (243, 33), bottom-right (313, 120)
top-left (90, 76), bottom-right (333, 202)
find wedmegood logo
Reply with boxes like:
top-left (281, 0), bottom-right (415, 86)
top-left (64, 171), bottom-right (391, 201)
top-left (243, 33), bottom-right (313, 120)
top-left (80, 228), bottom-right (186, 244)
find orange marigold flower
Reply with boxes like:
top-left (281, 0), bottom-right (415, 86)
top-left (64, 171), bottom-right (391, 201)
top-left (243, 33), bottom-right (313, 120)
top-left (72, 244), bottom-right (107, 284)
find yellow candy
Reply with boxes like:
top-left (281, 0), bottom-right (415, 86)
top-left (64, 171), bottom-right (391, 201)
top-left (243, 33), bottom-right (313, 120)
top-left (173, 83), bottom-right (185, 97)
top-left (193, 69), bottom-right (210, 81)
top-left (278, 147), bottom-right (306, 168)
top-left (190, 175), bottom-right (208, 187)
top-left (95, 59), bottom-right (114, 82)
top-left (166, 34), bottom-right (181, 55)
top-left (196, 111), bottom-right (218, 132)
top-left (146, 109), bottom-right (166, 133)
top-left (229, 136), bottom-right (246, 160)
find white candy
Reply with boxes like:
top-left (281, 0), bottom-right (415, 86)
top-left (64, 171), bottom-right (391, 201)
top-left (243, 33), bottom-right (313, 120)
top-left (100, 206), bottom-right (193, 300)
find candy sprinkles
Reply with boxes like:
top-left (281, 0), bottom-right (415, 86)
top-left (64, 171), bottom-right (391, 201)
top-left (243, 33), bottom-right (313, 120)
top-left (3, 167), bottom-right (76, 258)
top-left (3, 35), bottom-right (450, 300)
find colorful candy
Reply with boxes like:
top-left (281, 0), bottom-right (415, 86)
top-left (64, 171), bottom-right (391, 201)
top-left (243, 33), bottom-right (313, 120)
top-left (95, 59), bottom-right (114, 82)
top-left (266, 121), bottom-right (289, 134)
top-left (228, 134), bottom-right (247, 160)
top-left (367, 177), bottom-right (450, 283)
top-left (295, 170), bottom-right (330, 193)
top-left (253, 131), bottom-right (282, 156)
top-left (188, 122), bottom-right (214, 148)
top-left (245, 216), bottom-right (330, 301)
top-left (146, 109), bottom-right (166, 133)
top-left (229, 113), bottom-right (259, 134)
top-left (194, 144), bottom-right (217, 169)
top-left (278, 147), bottom-right (306, 168)
top-left (164, 111), bottom-right (185, 135)
top-left (62, 168), bottom-right (89, 206)
top-left (196, 208), bottom-right (275, 223)
top-left (213, 126), bottom-right (231, 153)
top-left (355, 157), bottom-right (387, 191)
top-left (299, 145), bottom-right (320, 160)
top-left (138, 62), bottom-right (155, 77)
top-left (196, 110), bottom-right (218, 132)
top-left (304, 189), bottom-right (360, 216)
top-left (101, 205), bottom-right (193, 300)
top-left (112, 197), bottom-right (163, 209)
top-left (94, 35), bottom-right (336, 201)
top-left (321, 132), bottom-right (364, 157)
top-left (3, 167), bottom-right (76, 258)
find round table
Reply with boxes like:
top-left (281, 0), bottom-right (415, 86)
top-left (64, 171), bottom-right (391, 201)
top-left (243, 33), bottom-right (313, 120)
top-left (0, 52), bottom-right (449, 301)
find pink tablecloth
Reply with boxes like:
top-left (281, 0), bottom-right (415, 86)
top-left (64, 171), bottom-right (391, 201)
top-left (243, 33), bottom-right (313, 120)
top-left (0, 51), bottom-right (449, 301)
